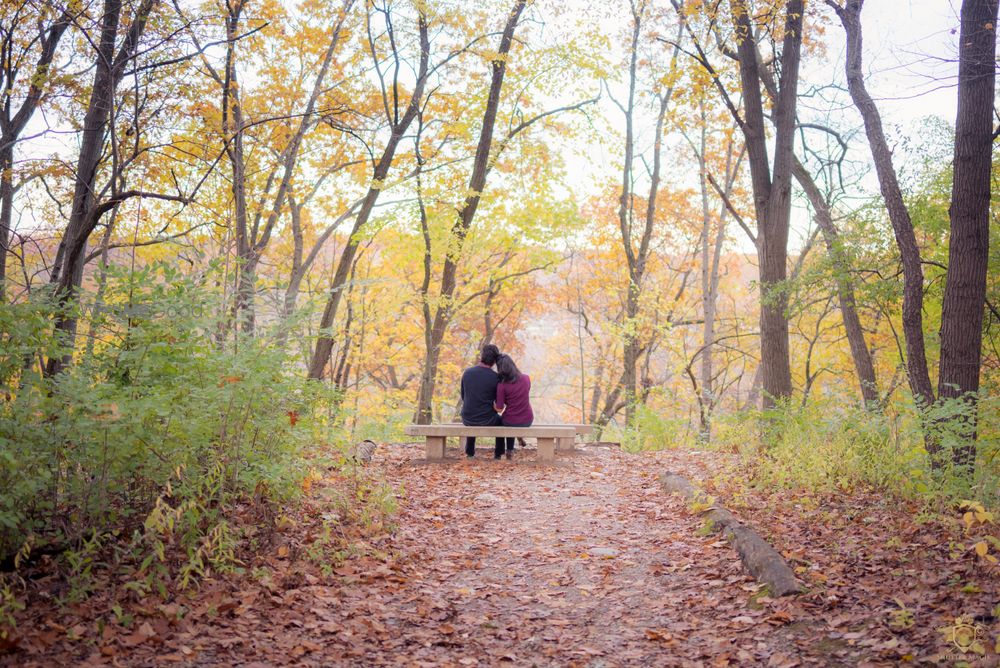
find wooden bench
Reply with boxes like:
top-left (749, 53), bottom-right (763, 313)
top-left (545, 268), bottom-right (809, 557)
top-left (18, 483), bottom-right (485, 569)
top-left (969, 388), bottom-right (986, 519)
top-left (445, 421), bottom-right (594, 452)
top-left (404, 424), bottom-right (578, 462)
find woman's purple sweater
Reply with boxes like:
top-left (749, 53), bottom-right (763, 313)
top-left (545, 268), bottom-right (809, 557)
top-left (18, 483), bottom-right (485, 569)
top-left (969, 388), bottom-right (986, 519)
top-left (495, 374), bottom-right (533, 426)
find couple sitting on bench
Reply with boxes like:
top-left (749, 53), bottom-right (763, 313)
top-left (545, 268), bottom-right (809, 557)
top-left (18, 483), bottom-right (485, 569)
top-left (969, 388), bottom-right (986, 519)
top-left (460, 344), bottom-right (533, 460)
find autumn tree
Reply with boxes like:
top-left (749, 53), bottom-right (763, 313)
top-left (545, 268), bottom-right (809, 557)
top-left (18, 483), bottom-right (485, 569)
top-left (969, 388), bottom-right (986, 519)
top-left (672, 0), bottom-right (805, 409)
top-left (0, 1), bottom-right (70, 301)
top-left (413, 0), bottom-right (599, 424)
top-left (308, 0), bottom-right (430, 380)
top-left (607, 1), bottom-right (687, 425)
top-left (45, 0), bottom-right (198, 376)
top-left (679, 99), bottom-right (744, 440)
top-left (198, 0), bottom-right (356, 334)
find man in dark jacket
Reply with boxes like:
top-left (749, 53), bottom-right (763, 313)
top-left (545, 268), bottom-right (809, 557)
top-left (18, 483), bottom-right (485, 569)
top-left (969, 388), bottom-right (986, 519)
top-left (460, 344), bottom-right (503, 458)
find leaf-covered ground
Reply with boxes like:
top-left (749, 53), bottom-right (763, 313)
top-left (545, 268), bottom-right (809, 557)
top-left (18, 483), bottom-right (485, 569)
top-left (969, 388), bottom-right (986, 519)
top-left (5, 443), bottom-right (999, 666)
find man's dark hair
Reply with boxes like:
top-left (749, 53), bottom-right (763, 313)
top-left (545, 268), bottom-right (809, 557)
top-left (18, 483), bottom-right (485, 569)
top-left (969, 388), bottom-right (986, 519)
top-left (496, 354), bottom-right (521, 384)
top-left (480, 344), bottom-right (500, 367)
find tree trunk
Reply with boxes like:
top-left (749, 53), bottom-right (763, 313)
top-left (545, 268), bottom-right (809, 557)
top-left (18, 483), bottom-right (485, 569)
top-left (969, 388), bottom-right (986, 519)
top-left (791, 158), bottom-right (879, 406)
top-left (618, 4), bottom-right (641, 424)
top-left (616, 6), bottom-right (681, 425)
top-left (308, 11), bottom-right (429, 380)
top-left (222, 1), bottom-right (254, 335)
top-left (0, 144), bottom-right (13, 301)
top-left (309, 130), bottom-right (413, 379)
top-left (691, 112), bottom-right (738, 441)
top-left (46, 0), bottom-right (158, 376)
top-left (276, 195), bottom-right (306, 348)
top-left (828, 0), bottom-right (936, 414)
top-left (730, 0), bottom-right (802, 409)
top-left (83, 206), bottom-right (119, 360)
top-left (0, 7), bottom-right (69, 300)
top-left (938, 0), bottom-right (998, 470)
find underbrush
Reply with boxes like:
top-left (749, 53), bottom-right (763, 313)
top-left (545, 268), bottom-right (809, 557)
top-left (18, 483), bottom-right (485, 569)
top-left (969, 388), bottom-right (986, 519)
top-left (616, 404), bottom-right (693, 453)
top-left (300, 466), bottom-right (402, 577)
top-left (0, 264), bottom-right (379, 640)
top-left (710, 396), bottom-right (1000, 509)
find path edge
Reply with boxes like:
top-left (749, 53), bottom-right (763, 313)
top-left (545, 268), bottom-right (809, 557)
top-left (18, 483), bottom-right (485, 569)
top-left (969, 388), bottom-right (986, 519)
top-left (659, 472), bottom-right (802, 597)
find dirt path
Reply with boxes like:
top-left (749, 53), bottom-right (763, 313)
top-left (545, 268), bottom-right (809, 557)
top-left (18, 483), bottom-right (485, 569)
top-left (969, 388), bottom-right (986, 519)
top-left (9, 444), bottom-right (861, 667)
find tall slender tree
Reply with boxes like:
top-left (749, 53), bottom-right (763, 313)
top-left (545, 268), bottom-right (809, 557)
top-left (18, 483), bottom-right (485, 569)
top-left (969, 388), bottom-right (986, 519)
top-left (308, 4), bottom-right (430, 380)
top-left (413, 0), bottom-right (529, 423)
top-left (826, 0), bottom-right (935, 413)
top-left (46, 0), bottom-right (166, 376)
top-left (611, 1), bottom-right (683, 425)
top-left (0, 2), bottom-right (70, 301)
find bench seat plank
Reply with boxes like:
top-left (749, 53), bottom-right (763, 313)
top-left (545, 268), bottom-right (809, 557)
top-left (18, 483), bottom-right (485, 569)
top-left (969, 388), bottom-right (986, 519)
top-left (404, 424), bottom-right (577, 462)
top-left (404, 425), bottom-right (576, 438)
top-left (531, 423), bottom-right (594, 435)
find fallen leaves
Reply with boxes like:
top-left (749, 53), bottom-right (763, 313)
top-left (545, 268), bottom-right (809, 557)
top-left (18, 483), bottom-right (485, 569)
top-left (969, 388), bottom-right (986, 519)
top-left (121, 621), bottom-right (158, 647)
top-left (5, 444), bottom-right (999, 666)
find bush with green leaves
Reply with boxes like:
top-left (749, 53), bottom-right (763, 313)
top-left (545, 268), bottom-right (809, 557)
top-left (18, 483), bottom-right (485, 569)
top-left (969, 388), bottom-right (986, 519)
top-left (0, 263), bottom-right (333, 572)
top-left (711, 395), bottom-right (1000, 507)
top-left (617, 402), bottom-right (691, 453)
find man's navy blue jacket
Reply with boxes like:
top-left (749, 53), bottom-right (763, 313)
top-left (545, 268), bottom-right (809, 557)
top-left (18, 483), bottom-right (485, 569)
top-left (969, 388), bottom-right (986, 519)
top-left (460, 365), bottom-right (499, 425)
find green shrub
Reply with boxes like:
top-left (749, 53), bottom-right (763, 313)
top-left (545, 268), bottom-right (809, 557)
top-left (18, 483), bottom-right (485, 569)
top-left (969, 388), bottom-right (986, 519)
top-left (620, 403), bottom-right (692, 452)
top-left (711, 396), bottom-right (1000, 507)
top-left (0, 263), bottom-right (334, 576)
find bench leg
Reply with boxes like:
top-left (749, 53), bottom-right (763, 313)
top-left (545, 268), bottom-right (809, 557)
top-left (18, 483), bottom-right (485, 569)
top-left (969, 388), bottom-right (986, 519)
top-left (425, 436), bottom-right (446, 460)
top-left (556, 436), bottom-right (575, 452)
top-left (537, 437), bottom-right (556, 462)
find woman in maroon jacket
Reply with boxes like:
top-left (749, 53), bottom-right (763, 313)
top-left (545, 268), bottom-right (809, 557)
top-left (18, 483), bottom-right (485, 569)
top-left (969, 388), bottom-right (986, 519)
top-left (493, 354), bottom-right (534, 460)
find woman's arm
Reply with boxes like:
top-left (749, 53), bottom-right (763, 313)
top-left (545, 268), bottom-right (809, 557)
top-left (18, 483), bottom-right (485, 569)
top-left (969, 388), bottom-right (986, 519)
top-left (494, 383), bottom-right (506, 412)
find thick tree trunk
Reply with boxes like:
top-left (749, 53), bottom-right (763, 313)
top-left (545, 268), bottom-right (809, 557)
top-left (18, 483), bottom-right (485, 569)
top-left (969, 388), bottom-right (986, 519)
top-left (938, 0), bottom-right (998, 469)
top-left (829, 0), bottom-right (935, 414)
top-left (730, 0), bottom-right (802, 409)
top-left (47, 0), bottom-right (158, 376)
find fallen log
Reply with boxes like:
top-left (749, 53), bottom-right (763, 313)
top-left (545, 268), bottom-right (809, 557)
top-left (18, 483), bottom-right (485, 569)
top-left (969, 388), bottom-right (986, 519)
top-left (660, 472), bottom-right (801, 597)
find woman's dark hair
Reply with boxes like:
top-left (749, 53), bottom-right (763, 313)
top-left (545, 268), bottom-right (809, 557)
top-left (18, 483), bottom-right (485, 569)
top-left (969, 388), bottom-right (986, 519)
top-left (496, 354), bottom-right (521, 384)
top-left (480, 344), bottom-right (500, 366)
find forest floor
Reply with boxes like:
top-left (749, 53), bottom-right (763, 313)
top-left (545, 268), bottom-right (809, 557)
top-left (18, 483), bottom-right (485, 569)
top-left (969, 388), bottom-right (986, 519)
top-left (5, 443), bottom-right (999, 667)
